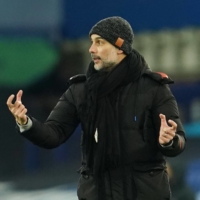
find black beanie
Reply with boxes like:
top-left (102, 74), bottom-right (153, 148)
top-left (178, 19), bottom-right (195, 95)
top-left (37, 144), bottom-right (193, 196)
top-left (89, 16), bottom-right (134, 55)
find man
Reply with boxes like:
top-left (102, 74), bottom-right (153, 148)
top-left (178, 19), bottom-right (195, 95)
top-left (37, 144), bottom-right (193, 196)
top-left (7, 17), bottom-right (186, 200)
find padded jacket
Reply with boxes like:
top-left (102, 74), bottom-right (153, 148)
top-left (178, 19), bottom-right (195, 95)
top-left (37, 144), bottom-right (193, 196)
top-left (21, 69), bottom-right (186, 200)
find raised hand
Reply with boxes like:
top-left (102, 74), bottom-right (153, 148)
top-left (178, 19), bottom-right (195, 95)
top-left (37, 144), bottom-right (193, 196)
top-left (159, 114), bottom-right (177, 145)
top-left (6, 90), bottom-right (28, 125)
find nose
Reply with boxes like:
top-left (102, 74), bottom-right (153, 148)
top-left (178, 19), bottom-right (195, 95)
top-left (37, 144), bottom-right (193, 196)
top-left (89, 43), bottom-right (97, 54)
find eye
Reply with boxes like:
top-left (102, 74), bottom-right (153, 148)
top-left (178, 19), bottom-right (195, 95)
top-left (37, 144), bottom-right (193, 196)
top-left (97, 39), bottom-right (103, 45)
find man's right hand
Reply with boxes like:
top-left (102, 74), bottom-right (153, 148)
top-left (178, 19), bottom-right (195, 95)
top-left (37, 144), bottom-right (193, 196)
top-left (6, 90), bottom-right (28, 125)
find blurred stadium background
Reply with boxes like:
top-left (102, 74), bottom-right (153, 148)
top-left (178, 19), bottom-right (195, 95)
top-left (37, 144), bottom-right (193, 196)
top-left (1, 0), bottom-right (200, 199)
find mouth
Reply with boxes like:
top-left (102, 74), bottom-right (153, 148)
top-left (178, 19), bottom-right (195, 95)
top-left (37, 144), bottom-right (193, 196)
top-left (91, 55), bottom-right (101, 63)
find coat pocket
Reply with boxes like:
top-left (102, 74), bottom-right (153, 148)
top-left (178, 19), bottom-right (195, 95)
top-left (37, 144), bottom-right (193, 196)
top-left (133, 169), bottom-right (171, 200)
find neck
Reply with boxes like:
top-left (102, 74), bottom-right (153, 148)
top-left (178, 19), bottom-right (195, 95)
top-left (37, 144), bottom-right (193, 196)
top-left (118, 53), bottom-right (126, 63)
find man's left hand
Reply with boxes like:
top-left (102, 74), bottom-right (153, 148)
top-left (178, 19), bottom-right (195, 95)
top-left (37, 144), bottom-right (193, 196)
top-left (159, 114), bottom-right (177, 145)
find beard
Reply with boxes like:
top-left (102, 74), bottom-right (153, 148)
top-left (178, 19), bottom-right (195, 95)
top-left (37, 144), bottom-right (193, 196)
top-left (94, 60), bottom-right (117, 71)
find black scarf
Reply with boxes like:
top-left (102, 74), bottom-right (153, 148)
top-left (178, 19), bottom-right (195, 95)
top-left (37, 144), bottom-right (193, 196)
top-left (80, 49), bottom-right (148, 178)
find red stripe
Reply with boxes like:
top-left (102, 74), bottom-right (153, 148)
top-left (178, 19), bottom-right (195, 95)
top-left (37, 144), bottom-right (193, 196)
top-left (179, 138), bottom-right (183, 149)
top-left (156, 72), bottom-right (168, 79)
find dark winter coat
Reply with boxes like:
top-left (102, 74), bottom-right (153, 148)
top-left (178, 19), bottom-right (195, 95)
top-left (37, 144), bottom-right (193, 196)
top-left (20, 69), bottom-right (186, 200)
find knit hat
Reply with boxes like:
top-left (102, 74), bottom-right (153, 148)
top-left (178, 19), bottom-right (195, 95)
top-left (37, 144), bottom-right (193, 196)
top-left (89, 16), bottom-right (134, 55)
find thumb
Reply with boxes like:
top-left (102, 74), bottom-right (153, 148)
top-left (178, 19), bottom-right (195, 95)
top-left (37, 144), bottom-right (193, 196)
top-left (16, 90), bottom-right (23, 102)
top-left (159, 114), bottom-right (167, 127)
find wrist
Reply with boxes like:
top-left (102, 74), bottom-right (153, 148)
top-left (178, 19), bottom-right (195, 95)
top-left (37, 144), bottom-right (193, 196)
top-left (16, 116), bottom-right (32, 133)
top-left (16, 116), bottom-right (28, 125)
top-left (160, 140), bottom-right (173, 148)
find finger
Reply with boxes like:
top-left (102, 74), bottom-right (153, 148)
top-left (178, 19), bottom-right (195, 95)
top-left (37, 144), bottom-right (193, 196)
top-left (159, 138), bottom-right (165, 145)
top-left (159, 114), bottom-right (168, 127)
top-left (165, 129), bottom-right (176, 138)
top-left (16, 109), bottom-right (28, 124)
top-left (162, 132), bottom-right (168, 138)
top-left (6, 94), bottom-right (15, 108)
top-left (16, 90), bottom-right (23, 102)
top-left (161, 126), bottom-right (176, 139)
top-left (168, 119), bottom-right (177, 130)
top-left (14, 100), bottom-right (23, 107)
top-left (10, 101), bottom-right (23, 115)
top-left (163, 132), bottom-right (174, 140)
top-left (159, 139), bottom-right (172, 145)
top-left (15, 107), bottom-right (26, 119)
top-left (18, 108), bottom-right (27, 119)
top-left (159, 134), bottom-right (173, 145)
top-left (15, 104), bottom-right (25, 116)
top-left (159, 136), bottom-right (171, 145)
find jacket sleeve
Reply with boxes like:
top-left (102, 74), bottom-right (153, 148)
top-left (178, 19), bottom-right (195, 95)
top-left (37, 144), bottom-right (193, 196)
top-left (20, 86), bottom-right (80, 149)
top-left (152, 84), bottom-right (186, 157)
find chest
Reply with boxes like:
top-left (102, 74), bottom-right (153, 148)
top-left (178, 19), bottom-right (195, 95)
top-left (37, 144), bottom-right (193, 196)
top-left (118, 82), bottom-right (156, 129)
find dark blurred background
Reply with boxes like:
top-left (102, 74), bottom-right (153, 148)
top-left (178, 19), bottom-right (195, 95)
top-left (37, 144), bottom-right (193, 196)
top-left (1, 0), bottom-right (200, 199)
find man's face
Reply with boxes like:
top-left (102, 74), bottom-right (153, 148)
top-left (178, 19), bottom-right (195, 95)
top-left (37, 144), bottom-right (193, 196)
top-left (89, 34), bottom-right (120, 71)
